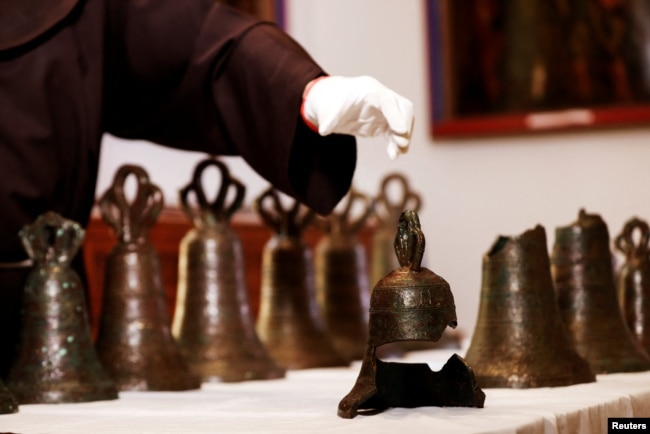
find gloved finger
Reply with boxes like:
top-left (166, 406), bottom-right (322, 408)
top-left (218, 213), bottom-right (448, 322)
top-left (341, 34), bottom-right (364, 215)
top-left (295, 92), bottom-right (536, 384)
top-left (378, 91), bottom-right (415, 137)
top-left (386, 136), bottom-right (401, 160)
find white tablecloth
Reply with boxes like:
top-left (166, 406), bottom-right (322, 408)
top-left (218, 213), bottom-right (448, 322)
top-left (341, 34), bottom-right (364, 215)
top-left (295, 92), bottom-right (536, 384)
top-left (2, 348), bottom-right (649, 434)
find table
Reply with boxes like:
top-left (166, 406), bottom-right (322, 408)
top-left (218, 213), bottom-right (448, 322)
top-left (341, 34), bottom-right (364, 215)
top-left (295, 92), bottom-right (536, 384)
top-left (2, 348), bottom-right (649, 434)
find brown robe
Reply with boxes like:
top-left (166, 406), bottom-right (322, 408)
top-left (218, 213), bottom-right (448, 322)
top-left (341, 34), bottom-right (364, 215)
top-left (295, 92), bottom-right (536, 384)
top-left (0, 0), bottom-right (356, 376)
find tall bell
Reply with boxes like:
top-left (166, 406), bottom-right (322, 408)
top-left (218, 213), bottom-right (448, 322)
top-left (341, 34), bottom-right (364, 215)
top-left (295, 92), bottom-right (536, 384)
top-left (551, 209), bottom-right (650, 373)
top-left (254, 187), bottom-right (347, 369)
top-left (172, 158), bottom-right (285, 382)
top-left (6, 212), bottom-right (118, 403)
top-left (465, 225), bottom-right (595, 388)
top-left (95, 165), bottom-right (200, 391)
top-left (614, 217), bottom-right (650, 356)
top-left (314, 189), bottom-right (373, 361)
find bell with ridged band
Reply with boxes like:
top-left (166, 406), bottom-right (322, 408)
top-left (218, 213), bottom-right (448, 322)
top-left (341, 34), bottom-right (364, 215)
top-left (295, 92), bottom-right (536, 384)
top-left (254, 187), bottom-right (347, 369)
top-left (464, 225), bottom-right (595, 388)
top-left (172, 158), bottom-right (285, 382)
top-left (314, 188), bottom-right (373, 362)
top-left (338, 210), bottom-right (485, 419)
top-left (6, 212), bottom-right (118, 403)
top-left (615, 217), bottom-right (650, 356)
top-left (551, 209), bottom-right (650, 374)
top-left (94, 165), bottom-right (201, 391)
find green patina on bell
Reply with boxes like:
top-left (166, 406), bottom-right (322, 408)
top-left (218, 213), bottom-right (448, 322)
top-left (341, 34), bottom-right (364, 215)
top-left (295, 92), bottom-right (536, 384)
top-left (6, 212), bottom-right (117, 404)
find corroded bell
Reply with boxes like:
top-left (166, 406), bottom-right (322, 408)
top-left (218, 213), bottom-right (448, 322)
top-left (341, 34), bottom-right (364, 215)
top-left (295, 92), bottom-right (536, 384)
top-left (254, 187), bottom-right (347, 369)
top-left (338, 210), bottom-right (484, 419)
top-left (615, 217), bottom-right (650, 356)
top-left (551, 209), bottom-right (650, 374)
top-left (0, 380), bottom-right (17, 414)
top-left (314, 189), bottom-right (373, 361)
top-left (95, 165), bottom-right (200, 391)
top-left (172, 158), bottom-right (285, 382)
top-left (464, 225), bottom-right (595, 388)
top-left (6, 212), bottom-right (118, 403)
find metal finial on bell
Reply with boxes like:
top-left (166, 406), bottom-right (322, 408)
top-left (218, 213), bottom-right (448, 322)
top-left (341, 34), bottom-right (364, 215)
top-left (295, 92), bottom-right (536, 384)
top-left (552, 209), bottom-right (650, 374)
top-left (95, 165), bottom-right (200, 391)
top-left (6, 212), bottom-right (118, 403)
top-left (254, 187), bottom-right (347, 369)
top-left (370, 173), bottom-right (422, 287)
top-left (614, 217), bottom-right (650, 356)
top-left (464, 225), bottom-right (595, 388)
top-left (314, 189), bottom-right (373, 361)
top-left (172, 158), bottom-right (285, 382)
top-left (338, 210), bottom-right (484, 419)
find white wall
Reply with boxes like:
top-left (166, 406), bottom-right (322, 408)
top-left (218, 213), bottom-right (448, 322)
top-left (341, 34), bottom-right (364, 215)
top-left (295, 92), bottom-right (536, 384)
top-left (98, 0), bottom-right (650, 338)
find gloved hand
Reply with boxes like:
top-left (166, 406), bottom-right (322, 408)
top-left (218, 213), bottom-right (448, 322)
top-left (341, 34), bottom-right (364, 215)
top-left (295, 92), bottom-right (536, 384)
top-left (301, 76), bottom-right (414, 159)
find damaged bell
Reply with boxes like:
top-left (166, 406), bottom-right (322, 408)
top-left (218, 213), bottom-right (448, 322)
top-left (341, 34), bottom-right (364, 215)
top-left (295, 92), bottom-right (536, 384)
top-left (338, 210), bottom-right (484, 419)
top-left (6, 212), bottom-right (118, 403)
top-left (95, 165), bottom-right (201, 391)
top-left (172, 158), bottom-right (285, 382)
top-left (551, 209), bottom-right (650, 374)
top-left (464, 225), bottom-right (595, 388)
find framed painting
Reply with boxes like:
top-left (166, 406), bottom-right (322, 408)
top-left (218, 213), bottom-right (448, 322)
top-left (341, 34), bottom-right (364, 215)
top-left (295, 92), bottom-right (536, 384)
top-left (427, 0), bottom-right (650, 138)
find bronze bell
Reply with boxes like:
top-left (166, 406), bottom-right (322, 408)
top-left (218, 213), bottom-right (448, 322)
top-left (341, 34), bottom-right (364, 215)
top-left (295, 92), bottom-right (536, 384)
top-left (551, 209), bottom-right (650, 374)
top-left (338, 210), bottom-right (484, 419)
top-left (95, 165), bottom-right (201, 391)
top-left (0, 379), bottom-right (18, 414)
top-left (615, 217), bottom-right (650, 356)
top-left (464, 225), bottom-right (595, 388)
top-left (314, 189), bottom-right (373, 361)
top-left (172, 158), bottom-right (285, 382)
top-left (254, 187), bottom-right (347, 369)
top-left (6, 212), bottom-right (118, 403)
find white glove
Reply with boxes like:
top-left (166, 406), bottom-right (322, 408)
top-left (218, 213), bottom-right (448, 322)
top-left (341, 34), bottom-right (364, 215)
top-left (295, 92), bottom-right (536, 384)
top-left (301, 76), bottom-right (414, 159)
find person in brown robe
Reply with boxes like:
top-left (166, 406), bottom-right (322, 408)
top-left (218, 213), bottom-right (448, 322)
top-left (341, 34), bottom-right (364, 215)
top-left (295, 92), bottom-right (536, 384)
top-left (0, 0), bottom-right (414, 377)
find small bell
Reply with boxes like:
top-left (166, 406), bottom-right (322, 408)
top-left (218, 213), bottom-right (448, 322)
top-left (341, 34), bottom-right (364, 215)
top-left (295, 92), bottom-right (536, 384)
top-left (314, 189), bottom-right (373, 361)
top-left (254, 187), bottom-right (347, 369)
top-left (338, 210), bottom-right (484, 418)
top-left (551, 209), bottom-right (650, 374)
top-left (172, 158), bottom-right (285, 382)
top-left (464, 225), bottom-right (595, 388)
top-left (614, 217), bottom-right (650, 356)
top-left (95, 165), bottom-right (200, 391)
top-left (6, 212), bottom-right (118, 403)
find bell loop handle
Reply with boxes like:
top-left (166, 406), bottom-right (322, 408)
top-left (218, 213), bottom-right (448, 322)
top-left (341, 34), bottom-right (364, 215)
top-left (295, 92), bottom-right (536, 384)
top-left (254, 187), bottom-right (315, 237)
top-left (322, 189), bottom-right (374, 236)
top-left (394, 210), bottom-right (425, 272)
top-left (20, 211), bottom-right (85, 266)
top-left (374, 173), bottom-right (421, 226)
top-left (179, 158), bottom-right (245, 227)
top-left (615, 217), bottom-right (650, 261)
top-left (99, 165), bottom-right (164, 243)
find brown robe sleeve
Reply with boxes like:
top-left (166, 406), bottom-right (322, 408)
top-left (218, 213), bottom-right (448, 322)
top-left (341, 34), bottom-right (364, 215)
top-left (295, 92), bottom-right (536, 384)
top-left (103, 0), bottom-right (356, 215)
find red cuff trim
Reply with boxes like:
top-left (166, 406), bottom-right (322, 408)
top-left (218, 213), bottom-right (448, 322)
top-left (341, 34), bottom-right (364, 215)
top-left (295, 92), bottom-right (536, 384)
top-left (300, 76), bottom-right (329, 133)
top-left (300, 99), bottom-right (320, 133)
